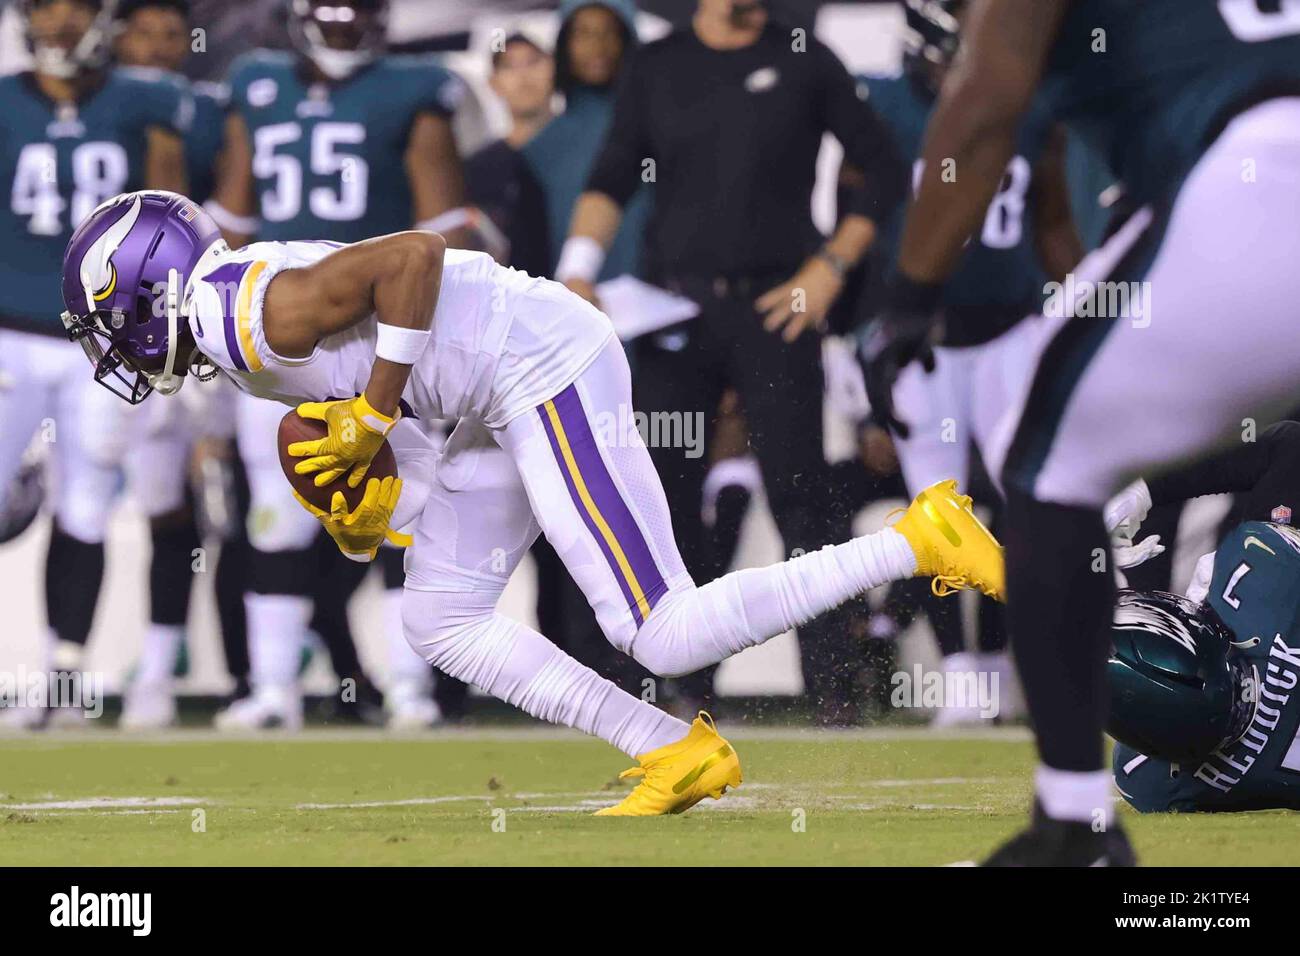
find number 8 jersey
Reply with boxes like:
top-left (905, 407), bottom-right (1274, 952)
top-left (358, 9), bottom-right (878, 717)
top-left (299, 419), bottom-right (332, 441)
top-left (228, 50), bottom-right (464, 242)
top-left (0, 68), bottom-right (191, 337)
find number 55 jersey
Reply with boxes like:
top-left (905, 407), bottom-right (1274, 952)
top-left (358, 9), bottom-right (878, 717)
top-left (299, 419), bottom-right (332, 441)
top-left (227, 50), bottom-right (464, 242)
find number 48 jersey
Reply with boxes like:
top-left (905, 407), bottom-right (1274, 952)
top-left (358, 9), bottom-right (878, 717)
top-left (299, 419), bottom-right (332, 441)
top-left (1114, 521), bottom-right (1300, 812)
top-left (0, 69), bottom-right (191, 335)
top-left (228, 50), bottom-right (464, 243)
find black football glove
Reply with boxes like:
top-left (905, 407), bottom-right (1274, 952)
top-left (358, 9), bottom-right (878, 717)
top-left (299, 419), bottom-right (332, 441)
top-left (858, 274), bottom-right (943, 439)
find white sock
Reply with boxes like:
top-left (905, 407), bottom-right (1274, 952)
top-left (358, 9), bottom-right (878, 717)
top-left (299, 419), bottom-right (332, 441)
top-left (1035, 765), bottom-right (1115, 827)
top-left (384, 586), bottom-right (430, 688)
top-left (631, 527), bottom-right (918, 677)
top-left (403, 590), bottom-right (687, 756)
top-left (136, 624), bottom-right (184, 686)
top-left (245, 593), bottom-right (311, 689)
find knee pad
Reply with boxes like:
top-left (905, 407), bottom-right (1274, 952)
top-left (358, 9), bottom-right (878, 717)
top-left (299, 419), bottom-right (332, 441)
top-left (249, 546), bottom-right (314, 596)
top-left (150, 519), bottom-right (202, 625)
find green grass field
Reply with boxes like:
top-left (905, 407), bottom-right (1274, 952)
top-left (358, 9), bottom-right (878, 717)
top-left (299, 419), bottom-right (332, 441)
top-left (1, 726), bottom-right (1295, 866)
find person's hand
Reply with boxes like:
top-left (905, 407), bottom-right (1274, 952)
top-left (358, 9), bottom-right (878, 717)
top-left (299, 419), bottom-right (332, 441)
top-left (288, 394), bottom-right (399, 488)
top-left (858, 272), bottom-right (943, 439)
top-left (291, 475), bottom-right (409, 563)
top-left (859, 423), bottom-right (899, 477)
top-left (565, 278), bottom-right (602, 310)
top-left (1104, 479), bottom-right (1152, 539)
top-left (1113, 534), bottom-right (1164, 571)
top-left (757, 256), bottom-right (843, 343)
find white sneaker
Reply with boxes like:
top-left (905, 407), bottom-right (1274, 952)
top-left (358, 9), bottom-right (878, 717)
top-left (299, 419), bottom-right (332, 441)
top-left (930, 652), bottom-right (991, 728)
top-left (979, 651), bottom-right (1023, 722)
top-left (214, 685), bottom-right (303, 732)
top-left (120, 682), bottom-right (177, 731)
top-left (385, 680), bottom-right (442, 730)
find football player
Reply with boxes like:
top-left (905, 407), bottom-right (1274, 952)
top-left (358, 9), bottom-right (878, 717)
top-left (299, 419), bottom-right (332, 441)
top-left (0, 0), bottom-right (189, 726)
top-left (1104, 420), bottom-right (1300, 811)
top-left (111, 0), bottom-right (238, 729)
top-left (61, 190), bottom-right (1004, 814)
top-left (855, 0), bottom-right (1084, 724)
top-left (862, 0), bottom-right (1300, 863)
top-left (206, 0), bottom-right (470, 730)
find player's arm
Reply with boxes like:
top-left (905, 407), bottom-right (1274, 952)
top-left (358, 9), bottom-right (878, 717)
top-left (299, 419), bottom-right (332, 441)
top-left (144, 126), bottom-right (188, 194)
top-left (558, 54), bottom-right (651, 303)
top-left (407, 111), bottom-right (473, 249)
top-left (861, 0), bottom-right (1071, 434)
top-left (266, 231), bottom-right (446, 487)
top-left (1029, 123), bottom-right (1084, 283)
top-left (897, 0), bottom-right (1070, 281)
top-left (208, 113), bottom-right (258, 248)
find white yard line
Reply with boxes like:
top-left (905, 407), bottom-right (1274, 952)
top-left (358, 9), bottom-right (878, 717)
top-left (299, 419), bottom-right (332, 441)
top-left (0, 725), bottom-right (1033, 746)
top-left (296, 795), bottom-right (494, 810)
top-left (0, 796), bottom-right (205, 810)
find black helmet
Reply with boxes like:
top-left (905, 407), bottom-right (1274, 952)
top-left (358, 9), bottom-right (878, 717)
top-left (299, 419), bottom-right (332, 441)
top-left (902, 0), bottom-right (964, 85)
top-left (1106, 590), bottom-right (1256, 765)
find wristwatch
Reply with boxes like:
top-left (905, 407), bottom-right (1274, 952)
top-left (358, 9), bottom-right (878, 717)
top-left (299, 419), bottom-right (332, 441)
top-left (815, 246), bottom-right (852, 279)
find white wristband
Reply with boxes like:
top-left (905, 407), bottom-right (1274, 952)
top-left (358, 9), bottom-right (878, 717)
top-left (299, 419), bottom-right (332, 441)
top-left (375, 324), bottom-right (431, 365)
top-left (203, 199), bottom-right (260, 236)
top-left (556, 236), bottom-right (606, 284)
top-left (416, 208), bottom-right (472, 235)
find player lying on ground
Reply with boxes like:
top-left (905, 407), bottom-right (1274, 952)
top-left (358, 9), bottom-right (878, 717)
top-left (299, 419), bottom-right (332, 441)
top-left (59, 190), bottom-right (1004, 815)
top-left (1102, 421), bottom-right (1300, 812)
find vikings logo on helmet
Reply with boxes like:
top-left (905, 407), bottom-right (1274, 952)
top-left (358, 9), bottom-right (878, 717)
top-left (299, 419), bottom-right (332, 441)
top-left (61, 190), bottom-right (225, 405)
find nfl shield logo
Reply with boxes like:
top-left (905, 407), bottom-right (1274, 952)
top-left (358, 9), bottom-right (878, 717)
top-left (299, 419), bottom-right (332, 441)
top-left (1272, 505), bottom-right (1292, 525)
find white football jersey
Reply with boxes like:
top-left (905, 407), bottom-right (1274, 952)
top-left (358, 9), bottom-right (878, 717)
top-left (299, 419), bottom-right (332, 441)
top-left (185, 240), bottom-right (614, 427)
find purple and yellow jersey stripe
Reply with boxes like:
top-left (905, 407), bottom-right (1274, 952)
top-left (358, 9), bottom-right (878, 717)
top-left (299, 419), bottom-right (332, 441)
top-left (202, 259), bottom-right (268, 373)
top-left (538, 385), bottom-right (667, 628)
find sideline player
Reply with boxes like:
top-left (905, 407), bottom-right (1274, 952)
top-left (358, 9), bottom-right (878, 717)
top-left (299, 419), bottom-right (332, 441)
top-left (0, 0), bottom-right (189, 726)
top-left (206, 0), bottom-right (470, 729)
top-left (862, 0), bottom-right (1300, 863)
top-left (111, 0), bottom-right (238, 729)
top-left (60, 190), bottom-right (1003, 815)
top-left (856, 0), bottom-right (1083, 723)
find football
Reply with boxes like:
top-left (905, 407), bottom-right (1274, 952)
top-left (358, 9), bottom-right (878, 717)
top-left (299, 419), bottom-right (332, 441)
top-left (277, 408), bottom-right (398, 514)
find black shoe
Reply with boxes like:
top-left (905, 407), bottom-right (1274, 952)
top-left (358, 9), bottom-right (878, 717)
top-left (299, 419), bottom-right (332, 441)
top-left (982, 801), bottom-right (1137, 866)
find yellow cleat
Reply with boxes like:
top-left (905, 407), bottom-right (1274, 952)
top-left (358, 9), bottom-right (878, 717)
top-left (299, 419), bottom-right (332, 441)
top-left (594, 712), bottom-right (742, 816)
top-left (892, 479), bottom-right (1006, 602)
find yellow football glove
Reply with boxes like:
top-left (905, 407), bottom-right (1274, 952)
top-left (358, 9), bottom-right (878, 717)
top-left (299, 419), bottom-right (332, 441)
top-left (291, 475), bottom-right (411, 563)
top-left (288, 394), bottom-right (398, 488)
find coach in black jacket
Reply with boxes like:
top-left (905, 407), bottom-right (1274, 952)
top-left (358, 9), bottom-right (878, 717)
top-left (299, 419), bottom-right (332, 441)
top-left (557, 0), bottom-right (906, 720)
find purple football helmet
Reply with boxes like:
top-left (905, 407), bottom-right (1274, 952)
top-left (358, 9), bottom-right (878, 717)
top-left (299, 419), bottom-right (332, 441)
top-left (61, 190), bottom-right (225, 404)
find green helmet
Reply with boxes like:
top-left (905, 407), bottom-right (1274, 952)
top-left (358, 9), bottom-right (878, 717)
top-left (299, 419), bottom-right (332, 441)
top-left (1106, 589), bottom-right (1256, 765)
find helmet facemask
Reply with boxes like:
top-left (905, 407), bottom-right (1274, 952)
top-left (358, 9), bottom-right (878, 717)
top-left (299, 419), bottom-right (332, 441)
top-left (289, 0), bottom-right (387, 81)
top-left (62, 265), bottom-right (191, 405)
top-left (22, 0), bottom-right (121, 80)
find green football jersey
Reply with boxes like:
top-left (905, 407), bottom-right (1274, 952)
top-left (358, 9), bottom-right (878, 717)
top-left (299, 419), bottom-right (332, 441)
top-left (859, 71), bottom-right (1054, 345)
top-left (228, 50), bottom-right (464, 243)
top-left (1114, 521), bottom-right (1300, 812)
top-left (0, 67), bottom-right (191, 335)
top-left (1042, 0), bottom-right (1300, 205)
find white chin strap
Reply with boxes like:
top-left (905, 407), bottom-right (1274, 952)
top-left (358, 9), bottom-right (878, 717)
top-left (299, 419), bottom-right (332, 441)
top-left (304, 22), bottom-right (372, 79)
top-left (147, 268), bottom-right (184, 397)
top-left (309, 45), bottom-right (371, 80)
top-left (33, 45), bottom-right (78, 79)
